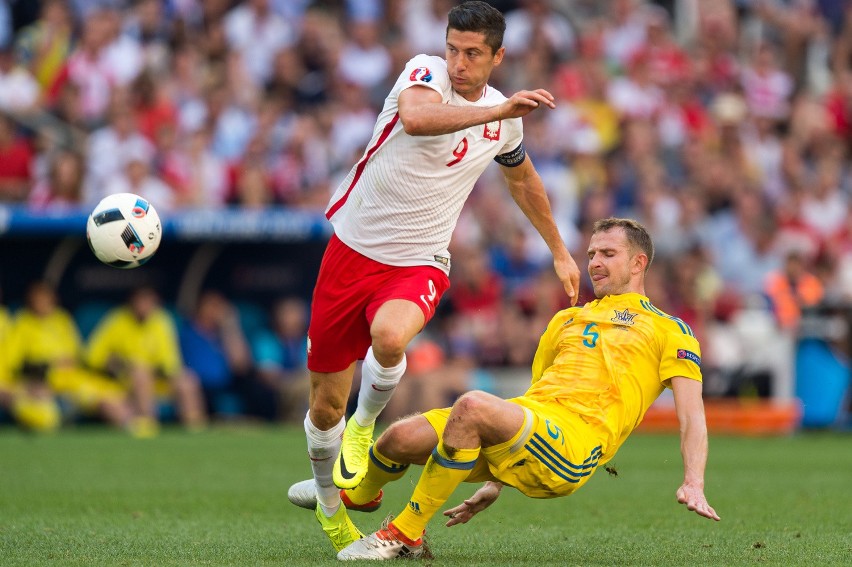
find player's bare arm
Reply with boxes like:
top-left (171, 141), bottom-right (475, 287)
top-left (671, 376), bottom-right (721, 521)
top-left (501, 158), bottom-right (580, 304)
top-left (397, 86), bottom-right (555, 137)
top-left (444, 481), bottom-right (503, 527)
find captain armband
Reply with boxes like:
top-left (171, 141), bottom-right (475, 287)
top-left (493, 143), bottom-right (526, 167)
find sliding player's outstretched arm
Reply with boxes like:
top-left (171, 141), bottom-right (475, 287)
top-left (671, 376), bottom-right (720, 521)
top-left (444, 481), bottom-right (503, 527)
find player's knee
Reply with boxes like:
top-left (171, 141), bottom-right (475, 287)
top-left (309, 398), bottom-right (346, 430)
top-left (375, 420), bottom-right (407, 456)
top-left (377, 415), bottom-right (435, 465)
top-left (452, 391), bottom-right (491, 423)
top-left (370, 326), bottom-right (409, 361)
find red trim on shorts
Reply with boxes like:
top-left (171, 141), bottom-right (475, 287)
top-left (326, 112), bottom-right (400, 220)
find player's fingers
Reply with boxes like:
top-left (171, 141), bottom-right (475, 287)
top-left (444, 511), bottom-right (471, 527)
top-left (563, 282), bottom-right (577, 305)
top-left (532, 88), bottom-right (555, 101)
top-left (513, 96), bottom-right (540, 109)
top-left (523, 91), bottom-right (554, 109)
top-left (696, 500), bottom-right (720, 521)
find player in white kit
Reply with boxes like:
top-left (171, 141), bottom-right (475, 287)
top-left (298, 1), bottom-right (581, 553)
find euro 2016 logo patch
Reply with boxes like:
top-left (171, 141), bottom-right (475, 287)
top-left (409, 67), bottom-right (432, 82)
top-left (677, 349), bottom-right (701, 366)
top-left (483, 120), bottom-right (501, 141)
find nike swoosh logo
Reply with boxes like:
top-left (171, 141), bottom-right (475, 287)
top-left (338, 452), bottom-right (356, 480)
top-left (310, 456), bottom-right (332, 462)
top-left (372, 384), bottom-right (395, 392)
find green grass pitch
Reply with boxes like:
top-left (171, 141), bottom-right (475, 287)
top-left (1, 425), bottom-right (850, 566)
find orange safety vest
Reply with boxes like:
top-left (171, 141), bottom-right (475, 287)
top-left (764, 272), bottom-right (824, 329)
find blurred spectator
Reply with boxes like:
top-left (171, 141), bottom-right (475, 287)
top-left (5, 282), bottom-right (132, 433)
top-left (338, 18), bottom-right (392, 92)
top-left (800, 157), bottom-right (849, 240)
top-left (204, 79), bottom-right (257, 161)
top-left (740, 42), bottom-right (794, 121)
top-left (602, 0), bottom-right (647, 71)
top-left (0, 112), bottom-right (34, 203)
top-left (28, 148), bottom-right (84, 210)
top-left (398, 0), bottom-right (454, 56)
top-left (14, 0), bottom-right (74, 93)
top-left (86, 286), bottom-right (207, 435)
top-left (634, 3), bottom-right (690, 89)
top-left (700, 189), bottom-right (784, 297)
top-left (101, 7), bottom-right (145, 86)
top-left (752, 0), bottom-right (825, 84)
top-left (48, 8), bottom-right (119, 126)
top-left (250, 297), bottom-right (310, 422)
top-left (179, 290), bottom-right (254, 419)
top-left (0, 45), bottom-right (39, 114)
top-left (86, 96), bottom-right (155, 203)
top-left (160, 125), bottom-right (228, 208)
top-left (327, 80), bottom-right (377, 171)
top-left (488, 225), bottom-right (545, 297)
top-left (503, 0), bottom-right (576, 63)
top-left (607, 49), bottom-right (665, 120)
top-left (764, 248), bottom-right (825, 330)
top-left (124, 0), bottom-right (172, 72)
top-left (223, 0), bottom-right (295, 86)
top-left (443, 244), bottom-right (505, 366)
top-left (131, 70), bottom-right (179, 144)
top-left (232, 159), bottom-right (275, 209)
top-left (102, 140), bottom-right (175, 211)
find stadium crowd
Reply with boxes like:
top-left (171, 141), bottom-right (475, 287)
top-left (0, 0), bottom-right (851, 431)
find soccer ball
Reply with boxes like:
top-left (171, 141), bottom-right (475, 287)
top-left (86, 193), bottom-right (162, 269)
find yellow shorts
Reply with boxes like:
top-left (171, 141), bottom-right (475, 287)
top-left (422, 397), bottom-right (604, 499)
top-left (48, 367), bottom-right (125, 411)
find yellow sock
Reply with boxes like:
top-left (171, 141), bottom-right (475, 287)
top-left (392, 442), bottom-right (480, 541)
top-left (346, 445), bottom-right (408, 505)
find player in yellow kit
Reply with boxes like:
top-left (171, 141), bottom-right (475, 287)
top-left (289, 217), bottom-right (720, 559)
top-left (2, 282), bottom-right (130, 432)
top-left (86, 286), bottom-right (207, 434)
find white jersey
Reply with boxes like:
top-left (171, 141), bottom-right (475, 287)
top-left (326, 54), bottom-right (525, 274)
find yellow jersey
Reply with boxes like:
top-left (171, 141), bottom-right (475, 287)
top-left (0, 307), bottom-right (12, 385)
top-left (86, 307), bottom-right (182, 378)
top-left (6, 308), bottom-right (83, 371)
top-left (528, 292), bottom-right (702, 461)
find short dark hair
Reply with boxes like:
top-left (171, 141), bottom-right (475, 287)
top-left (592, 217), bottom-right (655, 271)
top-left (447, 1), bottom-right (506, 55)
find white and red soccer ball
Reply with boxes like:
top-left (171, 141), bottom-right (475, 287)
top-left (86, 193), bottom-right (162, 269)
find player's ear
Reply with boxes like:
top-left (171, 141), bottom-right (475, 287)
top-left (632, 253), bottom-right (648, 275)
top-left (492, 46), bottom-right (505, 66)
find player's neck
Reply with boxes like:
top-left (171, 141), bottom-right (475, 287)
top-left (456, 84), bottom-right (487, 102)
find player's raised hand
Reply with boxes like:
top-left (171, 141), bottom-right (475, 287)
top-left (444, 481), bottom-right (502, 527)
top-left (554, 254), bottom-right (581, 306)
top-left (677, 483), bottom-right (721, 521)
top-left (497, 89), bottom-right (556, 119)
